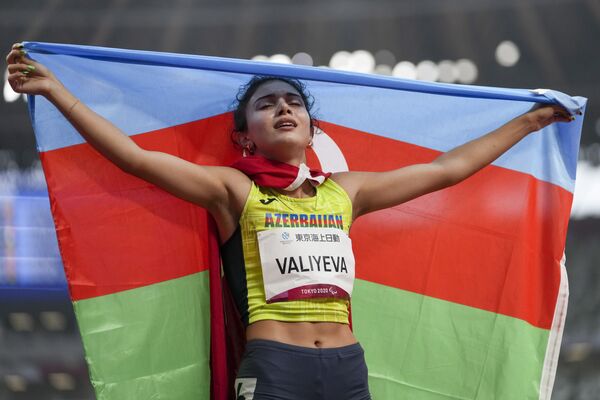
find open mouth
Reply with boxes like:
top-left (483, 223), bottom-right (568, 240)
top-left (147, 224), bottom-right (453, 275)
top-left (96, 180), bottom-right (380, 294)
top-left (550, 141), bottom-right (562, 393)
top-left (274, 119), bottom-right (297, 129)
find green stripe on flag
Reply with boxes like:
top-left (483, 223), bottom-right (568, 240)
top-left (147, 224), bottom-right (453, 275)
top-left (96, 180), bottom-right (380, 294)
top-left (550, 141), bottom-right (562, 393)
top-left (353, 279), bottom-right (549, 399)
top-left (73, 272), bottom-right (210, 399)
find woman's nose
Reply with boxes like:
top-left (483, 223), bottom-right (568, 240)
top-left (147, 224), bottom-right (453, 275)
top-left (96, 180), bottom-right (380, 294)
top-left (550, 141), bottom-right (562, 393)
top-left (276, 99), bottom-right (292, 115)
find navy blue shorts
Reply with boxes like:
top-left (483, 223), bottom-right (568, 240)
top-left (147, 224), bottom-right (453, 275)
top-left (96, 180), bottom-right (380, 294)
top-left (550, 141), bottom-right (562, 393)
top-left (234, 339), bottom-right (372, 400)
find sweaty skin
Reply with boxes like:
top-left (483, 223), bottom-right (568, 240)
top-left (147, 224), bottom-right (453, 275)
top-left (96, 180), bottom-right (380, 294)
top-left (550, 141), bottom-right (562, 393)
top-left (5, 43), bottom-right (573, 348)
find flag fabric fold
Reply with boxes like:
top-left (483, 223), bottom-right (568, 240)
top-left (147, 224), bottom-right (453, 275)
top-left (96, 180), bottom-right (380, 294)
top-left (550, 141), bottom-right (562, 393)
top-left (24, 41), bottom-right (585, 400)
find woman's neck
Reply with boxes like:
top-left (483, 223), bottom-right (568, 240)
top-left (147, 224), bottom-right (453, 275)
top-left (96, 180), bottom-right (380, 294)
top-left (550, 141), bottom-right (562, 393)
top-left (255, 150), bottom-right (306, 168)
top-left (275, 180), bottom-right (316, 198)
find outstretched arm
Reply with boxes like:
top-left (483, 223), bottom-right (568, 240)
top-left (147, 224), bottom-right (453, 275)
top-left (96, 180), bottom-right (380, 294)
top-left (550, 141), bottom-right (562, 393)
top-left (334, 105), bottom-right (573, 219)
top-left (6, 44), bottom-right (250, 238)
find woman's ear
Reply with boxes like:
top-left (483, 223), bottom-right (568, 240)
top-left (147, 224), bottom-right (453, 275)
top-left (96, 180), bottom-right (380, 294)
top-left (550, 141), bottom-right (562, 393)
top-left (308, 124), bottom-right (317, 147)
top-left (234, 130), bottom-right (248, 147)
top-left (236, 131), bottom-right (255, 155)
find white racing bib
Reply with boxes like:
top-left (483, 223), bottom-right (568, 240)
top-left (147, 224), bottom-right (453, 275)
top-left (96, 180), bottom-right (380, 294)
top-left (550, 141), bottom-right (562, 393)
top-left (257, 227), bottom-right (355, 302)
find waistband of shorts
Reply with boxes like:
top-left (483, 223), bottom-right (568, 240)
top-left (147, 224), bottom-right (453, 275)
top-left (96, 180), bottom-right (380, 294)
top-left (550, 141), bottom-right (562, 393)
top-left (245, 339), bottom-right (364, 357)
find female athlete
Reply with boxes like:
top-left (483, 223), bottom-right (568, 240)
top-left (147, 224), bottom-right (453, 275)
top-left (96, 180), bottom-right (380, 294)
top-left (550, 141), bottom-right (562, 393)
top-left (6, 43), bottom-right (573, 400)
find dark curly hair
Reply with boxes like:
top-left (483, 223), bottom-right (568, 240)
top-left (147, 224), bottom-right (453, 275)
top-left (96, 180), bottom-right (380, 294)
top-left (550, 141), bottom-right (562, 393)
top-left (231, 76), bottom-right (319, 148)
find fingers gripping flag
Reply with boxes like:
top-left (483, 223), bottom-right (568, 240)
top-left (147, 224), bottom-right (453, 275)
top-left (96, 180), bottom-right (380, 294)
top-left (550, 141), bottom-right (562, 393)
top-left (24, 42), bottom-right (585, 400)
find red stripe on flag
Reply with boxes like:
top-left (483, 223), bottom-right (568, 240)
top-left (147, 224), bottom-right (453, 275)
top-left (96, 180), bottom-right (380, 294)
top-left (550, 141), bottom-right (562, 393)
top-left (39, 114), bottom-right (572, 330)
top-left (320, 122), bottom-right (572, 329)
top-left (40, 113), bottom-right (238, 301)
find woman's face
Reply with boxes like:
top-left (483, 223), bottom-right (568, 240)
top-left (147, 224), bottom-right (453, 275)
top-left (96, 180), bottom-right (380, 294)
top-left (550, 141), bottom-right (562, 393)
top-left (243, 80), bottom-right (312, 164)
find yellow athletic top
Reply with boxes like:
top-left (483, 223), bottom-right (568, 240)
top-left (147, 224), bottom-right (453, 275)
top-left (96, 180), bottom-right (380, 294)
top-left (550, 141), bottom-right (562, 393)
top-left (220, 179), bottom-right (353, 326)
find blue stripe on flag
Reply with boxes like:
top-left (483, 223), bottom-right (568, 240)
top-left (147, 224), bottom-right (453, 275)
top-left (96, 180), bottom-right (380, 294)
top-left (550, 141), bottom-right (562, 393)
top-left (25, 42), bottom-right (585, 193)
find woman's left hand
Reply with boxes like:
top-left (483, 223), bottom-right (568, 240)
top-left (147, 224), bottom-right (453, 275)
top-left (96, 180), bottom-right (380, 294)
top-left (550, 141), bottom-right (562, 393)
top-left (524, 104), bottom-right (574, 133)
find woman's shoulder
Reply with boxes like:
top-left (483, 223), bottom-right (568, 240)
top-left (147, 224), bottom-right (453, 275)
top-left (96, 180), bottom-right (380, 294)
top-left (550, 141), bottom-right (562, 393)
top-left (329, 171), bottom-right (360, 201)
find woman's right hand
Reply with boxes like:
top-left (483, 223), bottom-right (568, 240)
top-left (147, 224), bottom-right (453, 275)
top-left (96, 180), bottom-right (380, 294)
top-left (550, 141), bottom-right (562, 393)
top-left (6, 43), bottom-right (60, 97)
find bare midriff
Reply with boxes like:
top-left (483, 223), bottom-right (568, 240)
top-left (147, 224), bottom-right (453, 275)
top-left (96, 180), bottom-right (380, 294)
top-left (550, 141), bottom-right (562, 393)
top-left (246, 320), bottom-right (357, 348)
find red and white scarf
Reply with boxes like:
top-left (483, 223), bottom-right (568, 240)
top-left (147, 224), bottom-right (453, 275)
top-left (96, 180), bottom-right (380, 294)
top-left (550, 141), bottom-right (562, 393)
top-left (231, 156), bottom-right (331, 191)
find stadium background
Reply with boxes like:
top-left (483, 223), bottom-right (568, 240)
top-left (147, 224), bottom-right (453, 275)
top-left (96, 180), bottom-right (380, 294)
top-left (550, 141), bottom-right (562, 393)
top-left (1, 0), bottom-right (599, 398)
